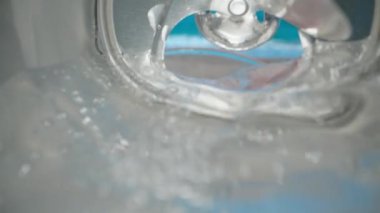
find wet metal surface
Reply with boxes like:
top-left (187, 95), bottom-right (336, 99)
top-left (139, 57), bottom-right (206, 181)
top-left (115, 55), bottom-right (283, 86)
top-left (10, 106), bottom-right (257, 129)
top-left (1, 0), bottom-right (380, 212)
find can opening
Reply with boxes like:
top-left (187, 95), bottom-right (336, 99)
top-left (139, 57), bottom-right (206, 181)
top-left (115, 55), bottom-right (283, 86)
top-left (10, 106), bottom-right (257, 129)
top-left (165, 14), bottom-right (304, 91)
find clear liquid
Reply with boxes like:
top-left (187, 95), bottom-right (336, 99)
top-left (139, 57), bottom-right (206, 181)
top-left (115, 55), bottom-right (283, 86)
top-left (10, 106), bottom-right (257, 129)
top-left (1, 0), bottom-right (380, 212)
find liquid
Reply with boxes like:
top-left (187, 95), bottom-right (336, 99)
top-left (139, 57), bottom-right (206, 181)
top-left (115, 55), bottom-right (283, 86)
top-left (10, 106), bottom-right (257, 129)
top-left (0, 0), bottom-right (380, 212)
top-left (108, 0), bottom-right (379, 123)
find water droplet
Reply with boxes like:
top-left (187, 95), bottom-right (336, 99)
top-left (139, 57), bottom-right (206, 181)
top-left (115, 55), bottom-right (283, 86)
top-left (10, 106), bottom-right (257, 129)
top-left (80, 107), bottom-right (88, 114)
top-left (120, 138), bottom-right (129, 147)
top-left (82, 117), bottom-right (92, 126)
top-left (72, 90), bottom-right (79, 96)
top-left (18, 164), bottom-right (31, 177)
top-left (74, 96), bottom-right (84, 104)
top-left (305, 151), bottom-right (323, 164)
top-left (56, 113), bottom-right (67, 120)
top-left (43, 120), bottom-right (51, 127)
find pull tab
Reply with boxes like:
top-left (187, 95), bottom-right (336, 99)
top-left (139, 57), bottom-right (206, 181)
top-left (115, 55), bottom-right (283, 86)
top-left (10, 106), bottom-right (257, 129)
top-left (196, 0), bottom-right (279, 51)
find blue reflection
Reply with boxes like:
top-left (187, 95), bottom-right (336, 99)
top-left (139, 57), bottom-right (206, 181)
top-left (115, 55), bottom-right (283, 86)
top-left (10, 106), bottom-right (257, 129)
top-left (175, 171), bottom-right (380, 213)
top-left (166, 15), bottom-right (302, 59)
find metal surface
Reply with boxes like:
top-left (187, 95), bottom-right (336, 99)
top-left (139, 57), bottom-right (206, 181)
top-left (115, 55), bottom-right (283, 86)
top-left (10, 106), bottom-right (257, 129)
top-left (196, 0), bottom-right (280, 51)
top-left (256, 0), bottom-right (375, 41)
top-left (0, 0), bottom-right (380, 213)
top-left (104, 0), bottom-right (380, 120)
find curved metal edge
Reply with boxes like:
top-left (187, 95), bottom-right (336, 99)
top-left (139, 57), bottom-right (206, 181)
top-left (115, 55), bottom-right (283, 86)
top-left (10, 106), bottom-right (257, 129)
top-left (95, 0), bottom-right (377, 124)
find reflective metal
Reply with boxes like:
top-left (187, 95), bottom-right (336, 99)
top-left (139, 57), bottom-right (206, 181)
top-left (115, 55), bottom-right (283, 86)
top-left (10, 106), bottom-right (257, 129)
top-left (196, 0), bottom-right (279, 51)
top-left (1, 0), bottom-right (380, 213)
top-left (102, 0), bottom-right (380, 120)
